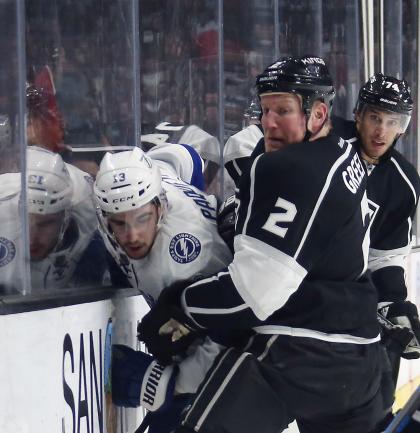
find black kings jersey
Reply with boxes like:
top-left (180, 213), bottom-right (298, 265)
top-left (366, 149), bottom-right (420, 303)
top-left (332, 116), bottom-right (420, 304)
top-left (182, 133), bottom-right (380, 342)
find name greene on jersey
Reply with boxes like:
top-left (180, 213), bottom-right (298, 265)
top-left (342, 151), bottom-right (365, 194)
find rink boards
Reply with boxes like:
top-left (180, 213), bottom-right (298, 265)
top-left (0, 290), bottom-right (149, 433)
top-left (0, 249), bottom-right (419, 432)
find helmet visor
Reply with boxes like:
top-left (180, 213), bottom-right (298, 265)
top-left (359, 105), bottom-right (411, 134)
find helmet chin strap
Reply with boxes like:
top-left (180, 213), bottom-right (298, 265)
top-left (303, 117), bottom-right (312, 142)
top-left (49, 210), bottom-right (71, 256)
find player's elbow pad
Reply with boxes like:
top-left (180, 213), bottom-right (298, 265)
top-left (112, 344), bottom-right (178, 412)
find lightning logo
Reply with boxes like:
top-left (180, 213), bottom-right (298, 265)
top-left (169, 233), bottom-right (201, 264)
top-left (0, 237), bottom-right (15, 267)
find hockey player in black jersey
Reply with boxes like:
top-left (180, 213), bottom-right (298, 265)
top-left (332, 73), bottom-right (420, 431)
top-left (138, 55), bottom-right (384, 433)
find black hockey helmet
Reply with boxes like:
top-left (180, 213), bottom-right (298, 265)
top-left (356, 73), bottom-right (413, 134)
top-left (255, 55), bottom-right (336, 115)
top-left (356, 73), bottom-right (413, 116)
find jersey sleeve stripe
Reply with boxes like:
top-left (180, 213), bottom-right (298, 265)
top-left (242, 154), bottom-right (262, 234)
top-left (187, 303), bottom-right (249, 315)
top-left (294, 141), bottom-right (353, 259)
top-left (232, 159), bottom-right (242, 177)
top-left (369, 245), bottom-right (411, 257)
top-left (390, 157), bottom-right (418, 205)
top-left (179, 143), bottom-right (205, 190)
top-left (187, 271), bottom-right (231, 287)
top-left (368, 246), bottom-right (409, 272)
top-left (253, 325), bottom-right (381, 344)
top-left (229, 234), bottom-right (307, 320)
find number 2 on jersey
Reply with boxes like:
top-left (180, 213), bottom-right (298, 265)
top-left (262, 197), bottom-right (297, 238)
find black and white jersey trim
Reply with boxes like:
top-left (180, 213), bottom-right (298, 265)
top-left (229, 234), bottom-right (307, 320)
top-left (368, 245), bottom-right (410, 272)
top-left (243, 154), bottom-right (261, 234)
top-left (294, 140), bottom-right (353, 259)
top-left (232, 160), bottom-right (242, 177)
top-left (254, 325), bottom-right (381, 344)
top-left (182, 348), bottom-right (250, 430)
top-left (391, 157), bottom-right (418, 206)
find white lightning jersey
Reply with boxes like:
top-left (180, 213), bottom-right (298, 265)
top-left (31, 164), bottom-right (97, 290)
top-left (147, 143), bottom-right (203, 187)
top-left (223, 124), bottom-right (263, 164)
top-left (105, 175), bottom-right (232, 299)
top-left (102, 161), bottom-right (232, 395)
top-left (142, 122), bottom-right (220, 163)
top-left (0, 165), bottom-right (97, 292)
top-left (0, 173), bottom-right (24, 293)
top-left (223, 124), bottom-right (263, 187)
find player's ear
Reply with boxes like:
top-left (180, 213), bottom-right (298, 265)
top-left (308, 101), bottom-right (328, 132)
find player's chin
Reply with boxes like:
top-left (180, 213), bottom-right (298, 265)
top-left (30, 248), bottom-right (47, 261)
top-left (124, 245), bottom-right (149, 260)
top-left (265, 138), bottom-right (286, 152)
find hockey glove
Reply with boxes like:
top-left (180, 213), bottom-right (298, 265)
top-left (111, 344), bottom-right (178, 412)
top-left (137, 281), bottom-right (203, 365)
top-left (379, 301), bottom-right (420, 359)
top-left (217, 194), bottom-right (236, 253)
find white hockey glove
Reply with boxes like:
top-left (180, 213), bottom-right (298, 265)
top-left (111, 344), bottom-right (178, 412)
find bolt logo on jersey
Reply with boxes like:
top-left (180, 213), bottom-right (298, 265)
top-left (0, 237), bottom-right (16, 267)
top-left (169, 233), bottom-right (201, 264)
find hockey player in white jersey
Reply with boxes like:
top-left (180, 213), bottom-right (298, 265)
top-left (28, 146), bottom-right (106, 290)
top-left (141, 121), bottom-right (221, 191)
top-left (0, 146), bottom-right (105, 292)
top-left (93, 146), bottom-right (232, 433)
top-left (0, 172), bottom-right (22, 294)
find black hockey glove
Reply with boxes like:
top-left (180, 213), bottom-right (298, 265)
top-left (217, 194), bottom-right (236, 253)
top-left (379, 301), bottom-right (420, 359)
top-left (137, 281), bottom-right (203, 365)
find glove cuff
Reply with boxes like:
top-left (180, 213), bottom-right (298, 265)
top-left (112, 345), bottom-right (154, 408)
top-left (140, 360), bottom-right (178, 412)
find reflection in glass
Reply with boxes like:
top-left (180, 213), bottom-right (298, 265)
top-left (27, 146), bottom-right (107, 291)
top-left (381, 0), bottom-right (418, 168)
top-left (26, 0), bottom-right (137, 160)
top-left (0, 0), bottom-right (27, 295)
top-left (0, 147), bottom-right (108, 294)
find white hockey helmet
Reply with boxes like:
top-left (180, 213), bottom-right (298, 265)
top-left (94, 146), bottom-right (165, 214)
top-left (27, 146), bottom-right (73, 214)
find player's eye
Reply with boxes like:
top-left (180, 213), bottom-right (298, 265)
top-left (136, 213), bottom-right (153, 224)
top-left (110, 220), bottom-right (125, 227)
